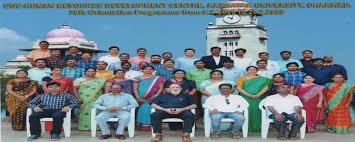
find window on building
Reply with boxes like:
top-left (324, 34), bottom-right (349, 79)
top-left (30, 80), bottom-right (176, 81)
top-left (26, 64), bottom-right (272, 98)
top-left (224, 42), bottom-right (227, 46)
top-left (229, 31), bottom-right (234, 35)
top-left (229, 42), bottom-right (233, 46)
top-left (223, 31), bottom-right (227, 35)
top-left (235, 42), bottom-right (238, 46)
top-left (235, 30), bottom-right (239, 34)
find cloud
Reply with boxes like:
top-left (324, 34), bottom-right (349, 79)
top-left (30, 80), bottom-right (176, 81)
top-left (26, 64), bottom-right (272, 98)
top-left (0, 27), bottom-right (32, 64)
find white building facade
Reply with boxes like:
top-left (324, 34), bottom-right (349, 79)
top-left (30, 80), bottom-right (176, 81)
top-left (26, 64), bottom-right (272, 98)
top-left (206, 0), bottom-right (268, 60)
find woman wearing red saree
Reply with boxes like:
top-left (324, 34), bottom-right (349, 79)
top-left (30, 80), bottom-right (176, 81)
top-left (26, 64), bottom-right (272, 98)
top-left (295, 75), bottom-right (324, 133)
top-left (42, 66), bottom-right (73, 94)
top-left (324, 73), bottom-right (353, 134)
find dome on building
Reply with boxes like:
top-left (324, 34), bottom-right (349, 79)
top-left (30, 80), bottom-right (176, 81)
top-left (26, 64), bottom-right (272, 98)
top-left (45, 24), bottom-right (89, 43)
top-left (47, 24), bottom-right (85, 39)
top-left (14, 55), bottom-right (27, 61)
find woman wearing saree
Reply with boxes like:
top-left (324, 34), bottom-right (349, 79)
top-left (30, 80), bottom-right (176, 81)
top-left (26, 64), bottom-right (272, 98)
top-left (42, 66), bottom-right (73, 94)
top-left (324, 73), bottom-right (354, 134)
top-left (105, 69), bottom-right (133, 94)
top-left (200, 70), bottom-right (234, 104)
top-left (73, 67), bottom-right (106, 130)
top-left (236, 66), bottom-right (271, 132)
top-left (200, 70), bottom-right (235, 130)
top-left (268, 73), bottom-right (293, 96)
top-left (295, 75), bottom-right (324, 133)
top-left (133, 65), bottom-right (164, 131)
top-left (6, 70), bottom-right (37, 130)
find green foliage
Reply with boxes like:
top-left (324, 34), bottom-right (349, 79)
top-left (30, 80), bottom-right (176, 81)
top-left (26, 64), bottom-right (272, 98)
top-left (0, 72), bottom-right (16, 110)
top-left (18, 65), bottom-right (31, 72)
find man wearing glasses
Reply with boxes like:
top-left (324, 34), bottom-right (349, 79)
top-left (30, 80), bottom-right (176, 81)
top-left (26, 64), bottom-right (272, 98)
top-left (204, 83), bottom-right (249, 139)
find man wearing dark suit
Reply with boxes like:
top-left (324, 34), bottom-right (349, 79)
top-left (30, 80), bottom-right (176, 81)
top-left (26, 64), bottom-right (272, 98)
top-left (201, 47), bottom-right (231, 70)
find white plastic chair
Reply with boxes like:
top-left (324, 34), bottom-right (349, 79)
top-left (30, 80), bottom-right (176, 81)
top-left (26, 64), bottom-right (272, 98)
top-left (151, 108), bottom-right (195, 137)
top-left (26, 108), bottom-right (71, 137)
top-left (91, 108), bottom-right (135, 138)
top-left (203, 108), bottom-right (249, 138)
top-left (258, 99), bottom-right (306, 139)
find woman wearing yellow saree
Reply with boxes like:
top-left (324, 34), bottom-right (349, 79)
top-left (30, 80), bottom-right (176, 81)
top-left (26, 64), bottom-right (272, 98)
top-left (6, 70), bottom-right (37, 130)
top-left (73, 67), bottom-right (106, 130)
top-left (236, 66), bottom-right (271, 132)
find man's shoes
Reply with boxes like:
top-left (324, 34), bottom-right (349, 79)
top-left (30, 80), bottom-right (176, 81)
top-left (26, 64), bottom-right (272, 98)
top-left (151, 134), bottom-right (162, 142)
top-left (99, 134), bottom-right (112, 140)
top-left (289, 136), bottom-right (297, 140)
top-left (277, 136), bottom-right (286, 140)
top-left (155, 133), bottom-right (163, 141)
top-left (182, 133), bottom-right (192, 142)
top-left (211, 133), bottom-right (220, 139)
top-left (27, 135), bottom-right (40, 141)
top-left (115, 134), bottom-right (126, 140)
top-left (50, 134), bottom-right (60, 141)
top-left (232, 133), bottom-right (241, 139)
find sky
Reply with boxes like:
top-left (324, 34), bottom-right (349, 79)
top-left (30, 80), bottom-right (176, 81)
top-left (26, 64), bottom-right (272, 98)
top-left (0, 0), bottom-right (354, 83)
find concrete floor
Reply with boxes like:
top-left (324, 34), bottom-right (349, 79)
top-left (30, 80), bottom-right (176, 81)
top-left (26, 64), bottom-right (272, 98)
top-left (1, 118), bottom-right (354, 142)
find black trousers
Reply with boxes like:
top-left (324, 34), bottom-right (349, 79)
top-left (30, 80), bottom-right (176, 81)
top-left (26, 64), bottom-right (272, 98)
top-left (29, 109), bottom-right (66, 135)
top-left (151, 110), bottom-right (195, 134)
top-left (269, 113), bottom-right (304, 137)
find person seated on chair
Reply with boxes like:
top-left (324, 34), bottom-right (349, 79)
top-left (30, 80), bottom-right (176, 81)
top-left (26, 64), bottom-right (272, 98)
top-left (27, 82), bottom-right (78, 141)
top-left (150, 83), bottom-right (197, 142)
top-left (264, 84), bottom-right (305, 140)
top-left (204, 83), bottom-right (249, 139)
top-left (93, 84), bottom-right (139, 140)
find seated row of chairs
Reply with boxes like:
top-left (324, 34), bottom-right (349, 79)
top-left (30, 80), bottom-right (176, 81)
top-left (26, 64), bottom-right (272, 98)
top-left (25, 99), bottom-right (306, 139)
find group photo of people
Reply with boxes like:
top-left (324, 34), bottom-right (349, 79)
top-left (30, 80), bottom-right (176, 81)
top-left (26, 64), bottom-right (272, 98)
top-left (4, 40), bottom-right (354, 142)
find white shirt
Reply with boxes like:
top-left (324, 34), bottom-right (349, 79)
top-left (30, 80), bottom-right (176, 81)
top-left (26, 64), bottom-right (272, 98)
top-left (264, 94), bottom-right (303, 116)
top-left (231, 57), bottom-right (253, 70)
top-left (204, 94), bottom-right (249, 113)
top-left (125, 70), bottom-right (141, 79)
top-left (252, 60), bottom-right (280, 73)
top-left (212, 56), bottom-right (221, 65)
top-left (99, 54), bottom-right (121, 67)
top-left (257, 69), bottom-right (276, 79)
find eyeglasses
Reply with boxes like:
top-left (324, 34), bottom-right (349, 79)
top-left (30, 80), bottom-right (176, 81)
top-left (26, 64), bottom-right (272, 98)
top-left (225, 98), bottom-right (230, 105)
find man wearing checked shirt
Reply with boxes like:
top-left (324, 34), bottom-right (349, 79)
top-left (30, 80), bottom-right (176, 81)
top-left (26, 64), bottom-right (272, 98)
top-left (27, 82), bottom-right (78, 141)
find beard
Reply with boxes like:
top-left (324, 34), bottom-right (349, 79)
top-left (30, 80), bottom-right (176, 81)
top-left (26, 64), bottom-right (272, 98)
top-left (151, 60), bottom-right (161, 64)
top-left (170, 90), bottom-right (181, 95)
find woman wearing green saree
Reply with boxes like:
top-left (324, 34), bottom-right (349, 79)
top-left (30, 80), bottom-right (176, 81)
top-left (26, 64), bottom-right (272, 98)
top-left (236, 66), bottom-right (271, 132)
top-left (73, 67), bottom-right (106, 130)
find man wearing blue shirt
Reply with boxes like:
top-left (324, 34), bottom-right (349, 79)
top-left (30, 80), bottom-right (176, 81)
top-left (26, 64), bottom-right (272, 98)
top-left (27, 82), bottom-right (78, 141)
top-left (93, 84), bottom-right (138, 140)
top-left (217, 59), bottom-right (245, 82)
top-left (175, 48), bottom-right (198, 71)
top-left (277, 51), bottom-right (303, 72)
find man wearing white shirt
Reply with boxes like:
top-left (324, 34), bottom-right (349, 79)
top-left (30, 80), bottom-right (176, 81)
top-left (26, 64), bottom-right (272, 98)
top-left (99, 46), bottom-right (121, 67)
top-left (252, 52), bottom-right (280, 73)
top-left (204, 83), bottom-right (249, 139)
top-left (121, 62), bottom-right (140, 79)
top-left (256, 60), bottom-right (276, 79)
top-left (264, 85), bottom-right (304, 140)
top-left (231, 48), bottom-right (253, 70)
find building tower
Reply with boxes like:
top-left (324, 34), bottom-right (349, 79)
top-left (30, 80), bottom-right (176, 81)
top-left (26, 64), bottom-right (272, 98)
top-left (206, 0), bottom-right (268, 60)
